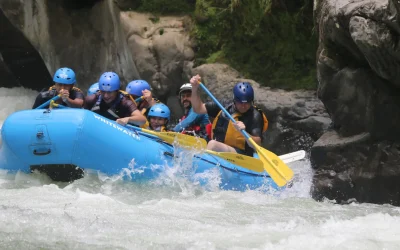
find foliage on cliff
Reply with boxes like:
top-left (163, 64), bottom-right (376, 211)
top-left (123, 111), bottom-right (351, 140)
top-left (118, 0), bottom-right (195, 14)
top-left (123, 0), bottom-right (316, 90)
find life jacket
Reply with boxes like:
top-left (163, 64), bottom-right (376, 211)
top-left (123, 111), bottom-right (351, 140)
top-left (205, 123), bottom-right (212, 139)
top-left (47, 85), bottom-right (83, 94)
top-left (41, 85), bottom-right (83, 106)
top-left (179, 110), bottom-right (212, 140)
top-left (42, 85), bottom-right (82, 98)
top-left (91, 90), bottom-right (135, 120)
top-left (211, 104), bottom-right (268, 151)
top-left (180, 114), bottom-right (202, 134)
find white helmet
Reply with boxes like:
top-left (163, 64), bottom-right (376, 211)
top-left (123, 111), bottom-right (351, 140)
top-left (179, 83), bottom-right (192, 96)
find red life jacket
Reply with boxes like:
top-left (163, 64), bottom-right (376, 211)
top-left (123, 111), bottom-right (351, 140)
top-left (179, 115), bottom-right (212, 140)
top-left (180, 115), bottom-right (201, 134)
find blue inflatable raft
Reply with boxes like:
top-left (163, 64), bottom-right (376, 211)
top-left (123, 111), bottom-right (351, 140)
top-left (0, 109), bottom-right (279, 191)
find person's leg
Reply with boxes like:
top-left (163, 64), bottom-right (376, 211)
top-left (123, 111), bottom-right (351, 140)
top-left (206, 140), bottom-right (237, 153)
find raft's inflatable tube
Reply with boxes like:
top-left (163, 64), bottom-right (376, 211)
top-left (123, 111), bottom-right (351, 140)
top-left (0, 109), bottom-right (278, 191)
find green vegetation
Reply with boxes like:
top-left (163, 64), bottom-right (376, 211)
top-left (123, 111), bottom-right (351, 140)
top-left (124, 0), bottom-right (317, 90)
top-left (133, 0), bottom-right (195, 14)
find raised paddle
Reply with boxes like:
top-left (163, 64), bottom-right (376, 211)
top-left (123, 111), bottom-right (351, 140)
top-left (35, 95), bottom-right (61, 109)
top-left (126, 124), bottom-right (207, 150)
top-left (198, 82), bottom-right (294, 187)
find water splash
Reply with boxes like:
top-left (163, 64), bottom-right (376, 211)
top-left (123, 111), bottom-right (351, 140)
top-left (0, 87), bottom-right (38, 127)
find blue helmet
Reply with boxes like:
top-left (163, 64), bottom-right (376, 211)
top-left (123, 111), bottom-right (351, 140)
top-left (99, 72), bottom-right (120, 92)
top-left (53, 67), bottom-right (76, 84)
top-left (233, 82), bottom-right (254, 103)
top-left (126, 80), bottom-right (151, 96)
top-left (148, 103), bottom-right (170, 120)
top-left (87, 82), bottom-right (99, 95)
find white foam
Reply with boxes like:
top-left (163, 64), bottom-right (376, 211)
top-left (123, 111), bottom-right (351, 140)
top-left (0, 87), bottom-right (38, 127)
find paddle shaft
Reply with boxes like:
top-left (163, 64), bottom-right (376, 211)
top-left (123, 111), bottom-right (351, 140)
top-left (35, 95), bottom-right (60, 109)
top-left (126, 124), bottom-right (207, 149)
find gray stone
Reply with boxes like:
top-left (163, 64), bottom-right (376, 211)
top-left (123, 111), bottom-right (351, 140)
top-left (314, 0), bottom-right (400, 205)
top-left (120, 11), bottom-right (194, 100)
top-left (0, 0), bottom-right (139, 90)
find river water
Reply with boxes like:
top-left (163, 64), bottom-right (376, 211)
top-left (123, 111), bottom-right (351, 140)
top-left (0, 87), bottom-right (399, 249)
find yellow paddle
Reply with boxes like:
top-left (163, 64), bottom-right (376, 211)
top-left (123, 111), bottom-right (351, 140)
top-left (198, 82), bottom-right (294, 187)
top-left (129, 124), bottom-right (265, 171)
top-left (205, 150), bottom-right (264, 172)
top-left (128, 125), bottom-right (263, 171)
top-left (126, 125), bottom-right (207, 150)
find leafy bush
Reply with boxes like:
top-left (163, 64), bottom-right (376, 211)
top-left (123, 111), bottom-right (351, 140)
top-left (193, 0), bottom-right (317, 89)
top-left (132, 0), bottom-right (195, 14)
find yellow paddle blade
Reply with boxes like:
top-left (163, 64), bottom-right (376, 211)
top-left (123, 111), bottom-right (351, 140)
top-left (163, 132), bottom-right (207, 150)
top-left (251, 140), bottom-right (294, 187)
top-left (142, 128), bottom-right (207, 150)
top-left (206, 150), bottom-right (264, 172)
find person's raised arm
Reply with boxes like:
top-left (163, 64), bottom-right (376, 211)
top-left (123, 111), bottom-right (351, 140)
top-left (189, 75), bottom-right (207, 114)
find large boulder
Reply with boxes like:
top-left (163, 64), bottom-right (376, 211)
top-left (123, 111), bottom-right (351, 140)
top-left (0, 0), bottom-right (138, 90)
top-left (313, 0), bottom-right (400, 204)
top-left (312, 131), bottom-right (400, 205)
top-left (0, 7), bottom-right (52, 90)
top-left (120, 11), bottom-right (195, 101)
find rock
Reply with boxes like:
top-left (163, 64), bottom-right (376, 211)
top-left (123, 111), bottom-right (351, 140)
top-left (0, 7), bottom-right (52, 90)
top-left (0, 0), bottom-right (139, 91)
top-left (311, 130), bottom-right (400, 205)
top-left (314, 0), bottom-right (400, 205)
top-left (120, 11), bottom-right (194, 100)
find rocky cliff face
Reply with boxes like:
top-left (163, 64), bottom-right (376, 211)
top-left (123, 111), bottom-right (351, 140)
top-left (313, 0), bottom-right (400, 205)
top-left (0, 0), bottom-right (138, 90)
top-left (0, 6), bottom-right (52, 89)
